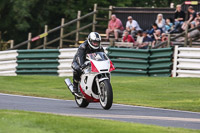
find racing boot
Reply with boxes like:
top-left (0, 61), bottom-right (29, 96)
top-left (73, 82), bottom-right (78, 93)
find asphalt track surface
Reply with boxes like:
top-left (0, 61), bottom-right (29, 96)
top-left (0, 93), bottom-right (200, 130)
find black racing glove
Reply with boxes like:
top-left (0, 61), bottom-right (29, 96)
top-left (81, 64), bottom-right (88, 70)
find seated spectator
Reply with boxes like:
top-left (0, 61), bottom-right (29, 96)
top-left (182, 6), bottom-right (196, 30)
top-left (165, 18), bottom-right (173, 32)
top-left (106, 14), bottom-right (124, 41)
top-left (161, 33), bottom-right (168, 42)
top-left (138, 31), bottom-right (152, 49)
top-left (122, 30), bottom-right (135, 43)
top-left (173, 4), bottom-right (185, 32)
top-left (126, 16), bottom-right (141, 37)
top-left (191, 12), bottom-right (200, 28)
top-left (147, 23), bottom-right (162, 37)
top-left (188, 19), bottom-right (200, 38)
top-left (152, 29), bottom-right (162, 47)
top-left (134, 30), bottom-right (144, 47)
top-left (155, 14), bottom-right (165, 32)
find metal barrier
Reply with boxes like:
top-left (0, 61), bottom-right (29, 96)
top-left (107, 47), bottom-right (173, 77)
top-left (173, 46), bottom-right (200, 77)
top-left (149, 48), bottom-right (173, 77)
top-left (0, 50), bottom-right (18, 76)
top-left (16, 49), bottom-right (60, 75)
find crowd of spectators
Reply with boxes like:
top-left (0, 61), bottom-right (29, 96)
top-left (105, 4), bottom-right (200, 49)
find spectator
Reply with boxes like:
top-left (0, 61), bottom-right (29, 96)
top-left (182, 6), bottom-right (196, 30)
top-left (122, 30), bottom-right (135, 43)
top-left (188, 18), bottom-right (200, 38)
top-left (191, 12), bottom-right (200, 28)
top-left (188, 6), bottom-right (196, 23)
top-left (138, 31), bottom-right (152, 49)
top-left (165, 18), bottom-right (173, 32)
top-left (152, 29), bottom-right (162, 47)
top-left (125, 16), bottom-right (141, 37)
top-left (155, 14), bottom-right (165, 32)
top-left (134, 30), bottom-right (144, 47)
top-left (105, 14), bottom-right (124, 41)
top-left (174, 4), bottom-right (185, 32)
top-left (148, 23), bottom-right (163, 41)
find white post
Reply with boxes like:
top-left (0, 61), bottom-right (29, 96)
top-left (10, 40), bottom-right (14, 49)
top-left (172, 45), bottom-right (178, 77)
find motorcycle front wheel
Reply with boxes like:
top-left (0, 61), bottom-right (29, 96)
top-left (75, 96), bottom-right (89, 108)
top-left (99, 79), bottom-right (113, 110)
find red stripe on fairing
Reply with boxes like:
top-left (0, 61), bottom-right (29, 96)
top-left (79, 85), bottom-right (100, 102)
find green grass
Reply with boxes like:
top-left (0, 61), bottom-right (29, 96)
top-left (0, 76), bottom-right (200, 112)
top-left (0, 110), bottom-right (199, 133)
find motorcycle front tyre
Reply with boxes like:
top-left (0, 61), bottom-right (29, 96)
top-left (99, 79), bottom-right (113, 110)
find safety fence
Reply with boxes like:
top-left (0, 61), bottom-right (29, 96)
top-left (107, 47), bottom-right (173, 77)
top-left (1, 47), bottom-right (200, 77)
top-left (0, 49), bottom-right (77, 77)
top-left (173, 46), bottom-right (200, 77)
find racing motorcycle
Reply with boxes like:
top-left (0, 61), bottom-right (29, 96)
top-left (65, 52), bottom-right (115, 110)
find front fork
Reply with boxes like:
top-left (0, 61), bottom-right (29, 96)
top-left (95, 77), bottom-right (102, 96)
top-left (95, 76), bottom-right (109, 97)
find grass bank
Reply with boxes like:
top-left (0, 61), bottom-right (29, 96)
top-left (0, 76), bottom-right (200, 112)
top-left (0, 110), bottom-right (199, 133)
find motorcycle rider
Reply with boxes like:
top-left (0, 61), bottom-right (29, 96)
top-left (71, 32), bottom-right (104, 93)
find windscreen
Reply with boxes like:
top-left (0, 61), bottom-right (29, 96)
top-left (86, 52), bottom-right (108, 61)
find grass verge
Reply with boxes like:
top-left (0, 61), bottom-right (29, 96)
top-left (0, 110), bottom-right (199, 133)
top-left (0, 76), bottom-right (200, 112)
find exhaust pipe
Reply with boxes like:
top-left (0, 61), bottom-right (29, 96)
top-left (65, 78), bottom-right (74, 94)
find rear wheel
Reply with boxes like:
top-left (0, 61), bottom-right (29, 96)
top-left (75, 96), bottom-right (89, 108)
top-left (99, 79), bottom-right (113, 110)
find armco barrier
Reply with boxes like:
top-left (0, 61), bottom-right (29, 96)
top-left (107, 47), bottom-right (149, 76)
top-left (0, 49), bottom-right (76, 76)
top-left (149, 48), bottom-right (173, 77)
top-left (0, 50), bottom-right (18, 76)
top-left (173, 46), bottom-right (200, 77)
top-left (16, 49), bottom-right (60, 75)
top-left (58, 49), bottom-right (77, 77)
top-left (0, 47), bottom-right (173, 77)
top-left (107, 47), bottom-right (173, 77)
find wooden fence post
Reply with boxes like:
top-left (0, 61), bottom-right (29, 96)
top-left (10, 40), bottom-right (14, 49)
top-left (75, 11), bottom-right (81, 45)
top-left (167, 34), bottom-right (171, 47)
top-left (43, 25), bottom-right (48, 49)
top-left (189, 38), bottom-right (192, 47)
top-left (184, 23), bottom-right (189, 47)
top-left (92, 4), bottom-right (97, 32)
top-left (27, 33), bottom-right (32, 49)
top-left (108, 5), bottom-right (113, 19)
top-left (59, 18), bottom-right (65, 48)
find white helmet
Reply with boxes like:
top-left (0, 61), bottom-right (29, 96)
top-left (87, 32), bottom-right (101, 49)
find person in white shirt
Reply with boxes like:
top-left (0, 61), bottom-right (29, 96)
top-left (155, 14), bottom-right (165, 32)
top-left (126, 16), bottom-right (141, 37)
top-left (133, 30), bottom-right (144, 48)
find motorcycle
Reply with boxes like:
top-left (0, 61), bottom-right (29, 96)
top-left (65, 52), bottom-right (115, 110)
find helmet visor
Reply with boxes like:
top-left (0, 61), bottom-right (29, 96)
top-left (91, 40), bottom-right (100, 47)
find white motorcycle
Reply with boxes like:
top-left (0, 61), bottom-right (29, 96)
top-left (65, 52), bottom-right (115, 110)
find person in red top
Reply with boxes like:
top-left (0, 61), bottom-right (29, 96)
top-left (106, 14), bottom-right (124, 41)
top-left (122, 30), bottom-right (135, 43)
